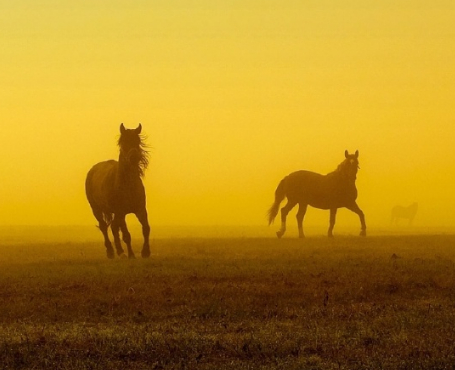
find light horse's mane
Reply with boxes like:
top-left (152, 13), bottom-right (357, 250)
top-left (328, 156), bottom-right (359, 181)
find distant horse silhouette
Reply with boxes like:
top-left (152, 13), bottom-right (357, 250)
top-left (268, 150), bottom-right (366, 238)
top-left (391, 202), bottom-right (418, 226)
top-left (86, 124), bottom-right (150, 259)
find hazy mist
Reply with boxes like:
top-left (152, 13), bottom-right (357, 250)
top-left (1, 1), bottom-right (454, 233)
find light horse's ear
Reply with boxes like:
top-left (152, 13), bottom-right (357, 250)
top-left (120, 123), bottom-right (126, 134)
top-left (355, 150), bottom-right (359, 158)
top-left (135, 124), bottom-right (142, 134)
top-left (345, 150), bottom-right (349, 158)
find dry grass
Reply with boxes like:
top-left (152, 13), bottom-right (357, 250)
top-left (1, 234), bottom-right (455, 369)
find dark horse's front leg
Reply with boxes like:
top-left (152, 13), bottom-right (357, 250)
top-left (346, 202), bottom-right (366, 236)
top-left (111, 216), bottom-right (127, 258)
top-left (136, 209), bottom-right (151, 258)
top-left (119, 216), bottom-right (135, 259)
top-left (92, 209), bottom-right (115, 259)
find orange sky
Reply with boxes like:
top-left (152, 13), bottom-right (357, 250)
top-left (1, 1), bottom-right (454, 229)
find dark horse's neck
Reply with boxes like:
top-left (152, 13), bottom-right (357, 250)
top-left (116, 154), bottom-right (142, 188)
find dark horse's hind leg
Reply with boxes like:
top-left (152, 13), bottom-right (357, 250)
top-left (136, 209), bottom-right (151, 258)
top-left (92, 210), bottom-right (115, 259)
top-left (277, 201), bottom-right (297, 238)
top-left (346, 202), bottom-right (366, 236)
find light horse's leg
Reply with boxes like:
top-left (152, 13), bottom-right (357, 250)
top-left (277, 200), bottom-right (297, 238)
top-left (111, 215), bottom-right (127, 258)
top-left (346, 202), bottom-right (366, 236)
top-left (92, 209), bottom-right (115, 259)
top-left (296, 203), bottom-right (307, 238)
top-left (136, 209), bottom-right (151, 258)
top-left (409, 213), bottom-right (414, 226)
top-left (328, 208), bottom-right (337, 237)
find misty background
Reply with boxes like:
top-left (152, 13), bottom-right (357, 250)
top-left (1, 1), bottom-right (454, 233)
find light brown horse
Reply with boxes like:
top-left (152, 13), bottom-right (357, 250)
top-left (268, 150), bottom-right (366, 238)
top-left (85, 124), bottom-right (150, 258)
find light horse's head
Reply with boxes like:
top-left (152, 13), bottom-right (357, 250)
top-left (338, 150), bottom-right (360, 180)
top-left (118, 123), bottom-right (149, 176)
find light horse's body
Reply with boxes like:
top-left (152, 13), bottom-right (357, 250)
top-left (391, 203), bottom-right (418, 226)
top-left (268, 150), bottom-right (366, 238)
top-left (86, 124), bottom-right (151, 258)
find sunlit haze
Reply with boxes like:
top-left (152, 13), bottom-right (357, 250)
top-left (1, 1), bottom-right (454, 231)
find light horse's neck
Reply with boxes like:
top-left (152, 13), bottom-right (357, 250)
top-left (329, 160), bottom-right (358, 184)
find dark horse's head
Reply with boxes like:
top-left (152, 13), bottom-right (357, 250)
top-left (338, 150), bottom-right (360, 180)
top-left (118, 123), bottom-right (149, 177)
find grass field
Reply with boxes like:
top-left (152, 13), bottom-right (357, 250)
top-left (1, 230), bottom-right (455, 369)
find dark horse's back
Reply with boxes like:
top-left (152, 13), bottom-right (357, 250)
top-left (85, 160), bottom-right (118, 215)
top-left (285, 170), bottom-right (358, 210)
top-left (86, 159), bottom-right (147, 218)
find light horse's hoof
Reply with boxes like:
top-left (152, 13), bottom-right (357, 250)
top-left (119, 252), bottom-right (128, 259)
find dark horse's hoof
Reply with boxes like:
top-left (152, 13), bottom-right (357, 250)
top-left (360, 230), bottom-right (367, 237)
top-left (141, 249), bottom-right (151, 258)
top-left (276, 231), bottom-right (283, 239)
top-left (107, 249), bottom-right (115, 259)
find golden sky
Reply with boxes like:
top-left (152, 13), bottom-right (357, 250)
top-left (1, 1), bottom-right (454, 228)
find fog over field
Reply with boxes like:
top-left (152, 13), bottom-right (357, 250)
top-left (1, 225), bottom-right (455, 251)
top-left (1, 1), bottom-right (455, 233)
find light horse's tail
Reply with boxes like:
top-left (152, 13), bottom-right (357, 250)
top-left (267, 177), bottom-right (287, 225)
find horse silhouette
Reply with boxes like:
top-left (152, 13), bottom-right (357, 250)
top-left (85, 124), bottom-right (151, 258)
top-left (268, 150), bottom-right (366, 238)
top-left (391, 202), bottom-right (418, 226)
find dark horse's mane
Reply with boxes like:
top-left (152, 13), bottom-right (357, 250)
top-left (118, 133), bottom-right (150, 177)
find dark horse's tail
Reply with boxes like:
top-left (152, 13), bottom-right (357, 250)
top-left (267, 177), bottom-right (287, 225)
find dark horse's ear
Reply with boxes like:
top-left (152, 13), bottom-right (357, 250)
top-left (135, 124), bottom-right (142, 134)
top-left (345, 150), bottom-right (349, 158)
top-left (120, 123), bottom-right (126, 134)
top-left (355, 150), bottom-right (359, 158)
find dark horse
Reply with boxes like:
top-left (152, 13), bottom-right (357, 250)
top-left (85, 124), bottom-right (151, 258)
top-left (268, 150), bottom-right (366, 238)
